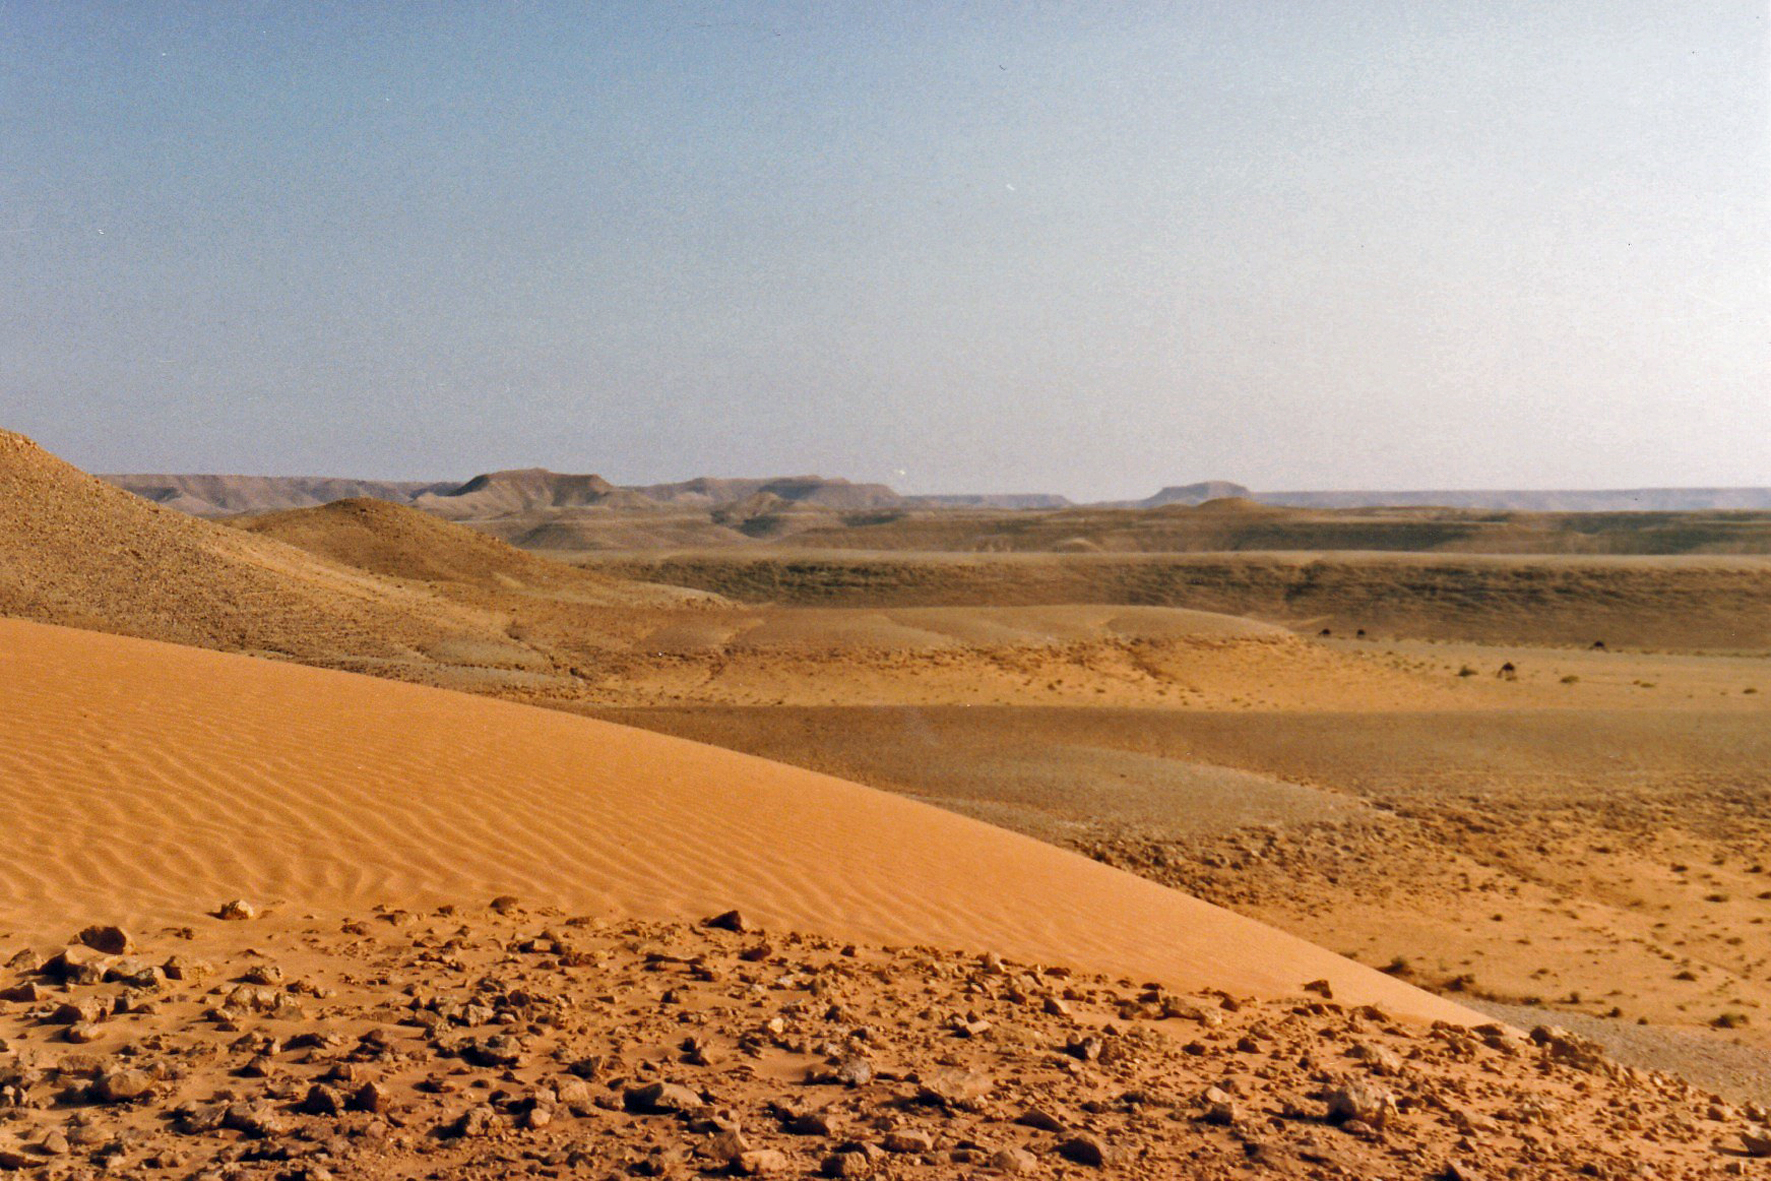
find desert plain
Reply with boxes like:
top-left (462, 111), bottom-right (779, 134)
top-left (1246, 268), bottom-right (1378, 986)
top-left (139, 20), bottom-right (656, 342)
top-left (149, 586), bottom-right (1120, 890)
top-left (0, 430), bottom-right (1768, 1177)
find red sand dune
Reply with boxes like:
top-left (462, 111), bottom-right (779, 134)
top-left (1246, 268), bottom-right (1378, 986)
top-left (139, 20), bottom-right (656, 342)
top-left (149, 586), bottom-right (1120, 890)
top-left (0, 617), bottom-right (1476, 1025)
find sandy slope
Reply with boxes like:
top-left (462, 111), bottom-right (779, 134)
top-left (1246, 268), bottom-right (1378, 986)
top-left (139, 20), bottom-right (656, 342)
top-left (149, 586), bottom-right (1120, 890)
top-left (0, 617), bottom-right (1476, 1025)
top-left (233, 497), bottom-right (709, 606)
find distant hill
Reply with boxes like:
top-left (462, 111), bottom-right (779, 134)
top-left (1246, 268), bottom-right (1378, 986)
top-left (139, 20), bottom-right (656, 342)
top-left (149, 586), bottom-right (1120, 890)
top-left (902, 493), bottom-right (1073, 510)
top-left (629, 475), bottom-right (901, 510)
top-left (103, 473), bottom-right (453, 517)
top-left (411, 468), bottom-right (633, 519)
top-left (1256, 488), bottom-right (1771, 511)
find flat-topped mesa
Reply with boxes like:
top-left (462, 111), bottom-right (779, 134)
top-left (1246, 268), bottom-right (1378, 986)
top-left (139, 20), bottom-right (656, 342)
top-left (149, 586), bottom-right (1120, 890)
top-left (1137, 481), bottom-right (1254, 508)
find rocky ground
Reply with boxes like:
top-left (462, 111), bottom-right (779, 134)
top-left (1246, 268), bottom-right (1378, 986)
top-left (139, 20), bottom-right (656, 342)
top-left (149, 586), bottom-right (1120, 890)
top-left (1074, 766), bottom-right (1771, 1096)
top-left (0, 902), bottom-right (1763, 1179)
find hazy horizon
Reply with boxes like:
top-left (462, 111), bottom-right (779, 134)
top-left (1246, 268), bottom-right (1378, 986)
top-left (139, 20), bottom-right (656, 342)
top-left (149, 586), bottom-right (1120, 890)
top-left (5, 2), bottom-right (1766, 501)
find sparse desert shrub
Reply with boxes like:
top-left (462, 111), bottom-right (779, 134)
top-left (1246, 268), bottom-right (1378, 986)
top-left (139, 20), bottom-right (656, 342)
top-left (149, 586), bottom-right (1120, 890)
top-left (1456, 665), bottom-right (1477, 677)
top-left (1712, 1012), bottom-right (1749, 1029)
top-left (1380, 956), bottom-right (1411, 976)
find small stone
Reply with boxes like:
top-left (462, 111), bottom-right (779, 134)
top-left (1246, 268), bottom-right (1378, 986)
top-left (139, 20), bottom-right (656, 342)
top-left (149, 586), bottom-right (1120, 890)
top-left (299, 1084), bottom-right (342, 1116)
top-left (990, 1146), bottom-right (1039, 1174)
top-left (623, 1081), bottom-right (703, 1114)
top-left (451, 1105), bottom-right (499, 1138)
top-left (349, 1081), bottom-right (392, 1114)
top-left (48, 998), bottom-right (106, 1026)
top-left (1326, 1081), bottom-right (1397, 1128)
top-left (161, 956), bottom-right (212, 982)
top-left (704, 1129), bottom-right (750, 1163)
top-left (1057, 1134), bottom-right (1108, 1167)
top-left (222, 1101), bottom-right (286, 1138)
top-left (735, 1149), bottom-right (789, 1175)
top-left (787, 1110), bottom-right (834, 1136)
top-left (820, 1152), bottom-right (873, 1178)
top-left (1352, 1042), bottom-right (1406, 1076)
top-left (554, 1079), bottom-right (594, 1116)
top-left (703, 909), bottom-right (752, 933)
top-left (215, 899), bottom-right (259, 922)
top-left (0, 981), bottom-right (40, 1003)
top-left (1742, 1131), bottom-right (1771, 1158)
top-left (75, 926), bottom-right (131, 955)
top-left (916, 1068), bottom-right (993, 1111)
top-left (882, 1129), bottom-right (934, 1153)
top-left (833, 1057), bottom-right (873, 1087)
top-left (42, 947), bottom-right (106, 985)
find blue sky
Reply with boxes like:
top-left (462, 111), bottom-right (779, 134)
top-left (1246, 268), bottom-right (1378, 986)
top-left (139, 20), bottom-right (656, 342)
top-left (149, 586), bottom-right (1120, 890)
top-left (3, 2), bottom-right (1765, 498)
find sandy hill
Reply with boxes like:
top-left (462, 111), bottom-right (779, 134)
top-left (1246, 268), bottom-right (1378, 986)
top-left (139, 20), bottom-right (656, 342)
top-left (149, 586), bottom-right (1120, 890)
top-left (0, 430), bottom-right (511, 663)
top-left (0, 616), bottom-right (1471, 1024)
top-left (233, 497), bottom-right (701, 607)
top-left (102, 473), bottom-right (451, 517)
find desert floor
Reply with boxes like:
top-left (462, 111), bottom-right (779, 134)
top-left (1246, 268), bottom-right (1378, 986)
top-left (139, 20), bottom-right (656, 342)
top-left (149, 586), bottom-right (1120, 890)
top-left (7, 432), bottom-right (1770, 1172)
